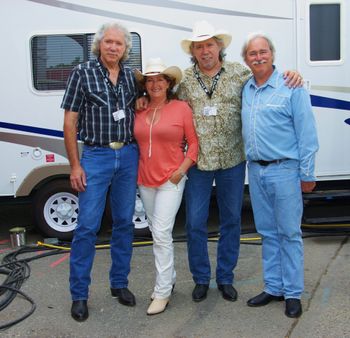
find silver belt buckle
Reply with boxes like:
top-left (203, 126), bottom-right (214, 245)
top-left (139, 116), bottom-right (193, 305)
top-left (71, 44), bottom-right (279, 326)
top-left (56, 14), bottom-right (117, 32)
top-left (109, 142), bottom-right (124, 150)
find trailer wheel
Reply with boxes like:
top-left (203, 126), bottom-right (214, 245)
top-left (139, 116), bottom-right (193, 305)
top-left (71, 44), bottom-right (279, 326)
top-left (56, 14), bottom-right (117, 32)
top-left (33, 180), bottom-right (78, 240)
top-left (104, 190), bottom-right (151, 238)
top-left (33, 180), bottom-right (150, 240)
top-left (132, 191), bottom-right (151, 238)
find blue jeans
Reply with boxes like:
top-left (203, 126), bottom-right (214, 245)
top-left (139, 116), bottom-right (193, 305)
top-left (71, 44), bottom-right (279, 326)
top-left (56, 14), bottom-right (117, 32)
top-left (70, 143), bottom-right (138, 301)
top-left (248, 159), bottom-right (304, 299)
top-left (185, 162), bottom-right (246, 285)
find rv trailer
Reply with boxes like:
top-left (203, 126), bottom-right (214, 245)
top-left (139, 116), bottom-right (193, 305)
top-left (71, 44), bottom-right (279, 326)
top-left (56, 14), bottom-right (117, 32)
top-left (0, 0), bottom-right (349, 239)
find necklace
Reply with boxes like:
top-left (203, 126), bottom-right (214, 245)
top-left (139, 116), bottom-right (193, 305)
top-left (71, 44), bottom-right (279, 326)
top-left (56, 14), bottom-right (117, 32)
top-left (148, 101), bottom-right (166, 158)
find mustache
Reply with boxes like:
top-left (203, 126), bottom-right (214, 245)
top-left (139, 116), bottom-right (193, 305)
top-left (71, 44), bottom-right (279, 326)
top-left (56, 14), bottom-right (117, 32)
top-left (252, 60), bottom-right (267, 65)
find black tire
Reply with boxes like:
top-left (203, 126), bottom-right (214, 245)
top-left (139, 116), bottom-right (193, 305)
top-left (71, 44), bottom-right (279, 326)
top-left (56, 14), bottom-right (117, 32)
top-left (33, 179), bottom-right (78, 240)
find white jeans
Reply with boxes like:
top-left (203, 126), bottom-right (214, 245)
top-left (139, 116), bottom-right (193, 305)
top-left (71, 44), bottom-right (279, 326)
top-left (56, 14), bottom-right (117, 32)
top-left (138, 178), bottom-right (186, 299)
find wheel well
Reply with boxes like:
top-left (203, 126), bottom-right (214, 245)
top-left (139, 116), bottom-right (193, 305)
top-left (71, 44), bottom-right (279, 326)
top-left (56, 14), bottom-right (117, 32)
top-left (30, 175), bottom-right (70, 197)
top-left (16, 164), bottom-right (71, 197)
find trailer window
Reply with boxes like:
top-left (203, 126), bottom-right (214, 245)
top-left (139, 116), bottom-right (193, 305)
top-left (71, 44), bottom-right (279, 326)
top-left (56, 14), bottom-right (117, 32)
top-left (309, 4), bottom-right (340, 61)
top-left (31, 33), bottom-right (141, 91)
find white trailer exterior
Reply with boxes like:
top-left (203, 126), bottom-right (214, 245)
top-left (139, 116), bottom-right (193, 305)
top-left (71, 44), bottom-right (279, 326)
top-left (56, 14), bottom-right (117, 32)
top-left (1, 0), bottom-right (349, 238)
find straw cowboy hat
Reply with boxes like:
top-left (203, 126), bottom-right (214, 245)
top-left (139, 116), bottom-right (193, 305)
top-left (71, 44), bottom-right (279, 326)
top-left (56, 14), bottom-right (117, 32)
top-left (135, 57), bottom-right (183, 85)
top-left (181, 20), bottom-right (232, 54)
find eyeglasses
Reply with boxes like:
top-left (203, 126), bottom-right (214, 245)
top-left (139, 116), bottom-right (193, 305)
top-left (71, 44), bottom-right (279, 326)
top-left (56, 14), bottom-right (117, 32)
top-left (247, 49), bottom-right (270, 58)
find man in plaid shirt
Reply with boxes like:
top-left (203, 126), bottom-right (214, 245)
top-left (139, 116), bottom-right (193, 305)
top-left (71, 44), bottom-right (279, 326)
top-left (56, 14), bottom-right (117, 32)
top-left (61, 22), bottom-right (138, 322)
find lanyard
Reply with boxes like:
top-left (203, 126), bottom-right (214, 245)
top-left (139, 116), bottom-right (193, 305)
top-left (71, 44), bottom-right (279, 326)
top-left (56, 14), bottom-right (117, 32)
top-left (96, 59), bottom-right (123, 108)
top-left (193, 65), bottom-right (223, 99)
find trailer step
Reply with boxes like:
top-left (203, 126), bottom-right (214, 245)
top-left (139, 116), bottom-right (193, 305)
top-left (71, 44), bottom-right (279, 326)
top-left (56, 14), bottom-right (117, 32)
top-left (304, 190), bottom-right (350, 201)
top-left (302, 216), bottom-right (350, 224)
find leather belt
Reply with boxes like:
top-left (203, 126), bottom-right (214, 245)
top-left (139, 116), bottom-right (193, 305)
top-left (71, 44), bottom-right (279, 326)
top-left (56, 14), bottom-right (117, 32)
top-left (84, 141), bottom-right (134, 150)
top-left (253, 159), bottom-right (288, 166)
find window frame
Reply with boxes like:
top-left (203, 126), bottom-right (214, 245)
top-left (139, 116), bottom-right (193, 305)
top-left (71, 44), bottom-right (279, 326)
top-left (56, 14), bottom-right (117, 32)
top-left (29, 31), bottom-right (142, 94)
top-left (306, 0), bottom-right (344, 66)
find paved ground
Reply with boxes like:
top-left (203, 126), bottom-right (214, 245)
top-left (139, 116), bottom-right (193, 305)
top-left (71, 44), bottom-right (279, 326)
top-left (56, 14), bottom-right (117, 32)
top-left (0, 201), bottom-right (349, 337)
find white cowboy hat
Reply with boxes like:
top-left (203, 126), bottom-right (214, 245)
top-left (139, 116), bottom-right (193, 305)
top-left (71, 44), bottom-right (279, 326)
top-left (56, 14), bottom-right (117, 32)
top-left (181, 20), bottom-right (232, 54)
top-left (135, 57), bottom-right (183, 85)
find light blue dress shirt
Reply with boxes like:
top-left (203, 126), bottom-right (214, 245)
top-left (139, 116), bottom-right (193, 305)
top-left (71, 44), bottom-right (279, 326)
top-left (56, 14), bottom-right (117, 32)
top-left (241, 68), bottom-right (319, 181)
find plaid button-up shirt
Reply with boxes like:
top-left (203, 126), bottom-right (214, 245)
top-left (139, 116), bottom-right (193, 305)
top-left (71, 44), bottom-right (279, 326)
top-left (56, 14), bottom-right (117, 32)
top-left (61, 58), bottom-right (138, 145)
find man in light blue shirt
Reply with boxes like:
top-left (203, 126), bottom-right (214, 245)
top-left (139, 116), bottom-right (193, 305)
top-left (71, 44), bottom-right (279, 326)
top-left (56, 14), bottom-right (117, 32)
top-left (241, 33), bottom-right (319, 318)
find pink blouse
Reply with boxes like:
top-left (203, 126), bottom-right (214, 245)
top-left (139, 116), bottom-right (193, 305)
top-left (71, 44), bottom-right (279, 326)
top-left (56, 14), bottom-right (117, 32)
top-left (134, 100), bottom-right (198, 187)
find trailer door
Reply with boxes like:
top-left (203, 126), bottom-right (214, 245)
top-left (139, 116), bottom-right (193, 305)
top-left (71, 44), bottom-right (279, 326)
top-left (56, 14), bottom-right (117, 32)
top-left (297, 0), bottom-right (350, 181)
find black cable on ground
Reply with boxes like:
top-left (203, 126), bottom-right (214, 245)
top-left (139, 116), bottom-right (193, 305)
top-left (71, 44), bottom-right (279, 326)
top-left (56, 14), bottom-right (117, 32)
top-left (0, 225), bottom-right (348, 330)
top-left (0, 285), bottom-right (36, 331)
top-left (0, 246), bottom-right (69, 330)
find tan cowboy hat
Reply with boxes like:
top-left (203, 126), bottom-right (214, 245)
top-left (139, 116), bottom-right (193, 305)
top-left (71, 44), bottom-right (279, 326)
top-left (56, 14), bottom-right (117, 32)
top-left (181, 20), bottom-right (232, 54)
top-left (135, 57), bottom-right (183, 85)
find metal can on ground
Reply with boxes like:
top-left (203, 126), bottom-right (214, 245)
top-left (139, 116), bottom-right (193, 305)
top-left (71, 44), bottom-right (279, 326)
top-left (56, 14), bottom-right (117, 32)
top-left (9, 227), bottom-right (26, 248)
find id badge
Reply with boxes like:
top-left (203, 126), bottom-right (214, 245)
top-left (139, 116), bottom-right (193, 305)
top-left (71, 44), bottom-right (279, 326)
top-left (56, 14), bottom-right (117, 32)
top-left (112, 109), bottom-right (126, 121)
top-left (202, 106), bottom-right (217, 116)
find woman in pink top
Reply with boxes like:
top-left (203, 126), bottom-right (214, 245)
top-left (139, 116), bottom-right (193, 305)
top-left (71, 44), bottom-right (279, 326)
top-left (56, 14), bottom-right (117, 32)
top-left (134, 58), bottom-right (198, 315)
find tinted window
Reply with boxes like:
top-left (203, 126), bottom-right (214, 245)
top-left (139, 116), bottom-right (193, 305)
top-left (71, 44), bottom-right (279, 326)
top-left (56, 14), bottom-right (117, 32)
top-left (31, 33), bottom-right (141, 91)
top-left (310, 4), bottom-right (340, 61)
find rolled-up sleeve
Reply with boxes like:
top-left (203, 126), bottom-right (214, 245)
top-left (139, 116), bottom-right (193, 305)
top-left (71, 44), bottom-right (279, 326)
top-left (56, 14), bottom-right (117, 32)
top-left (61, 68), bottom-right (84, 112)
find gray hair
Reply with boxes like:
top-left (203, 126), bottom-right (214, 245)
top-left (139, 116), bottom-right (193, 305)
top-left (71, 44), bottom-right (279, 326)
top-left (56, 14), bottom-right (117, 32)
top-left (91, 22), bottom-right (132, 62)
top-left (189, 37), bottom-right (226, 64)
top-left (241, 32), bottom-right (275, 63)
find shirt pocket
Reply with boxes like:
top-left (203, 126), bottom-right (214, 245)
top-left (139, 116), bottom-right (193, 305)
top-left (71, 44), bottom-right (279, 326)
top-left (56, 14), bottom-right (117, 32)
top-left (86, 90), bottom-right (109, 107)
top-left (265, 95), bottom-right (289, 110)
top-left (123, 90), bottom-right (136, 108)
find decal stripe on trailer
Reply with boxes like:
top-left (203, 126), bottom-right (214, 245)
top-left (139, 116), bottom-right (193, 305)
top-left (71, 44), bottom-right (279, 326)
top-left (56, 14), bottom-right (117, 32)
top-left (0, 121), bottom-right (63, 138)
top-left (311, 95), bottom-right (350, 111)
top-left (1, 94), bottom-right (349, 140)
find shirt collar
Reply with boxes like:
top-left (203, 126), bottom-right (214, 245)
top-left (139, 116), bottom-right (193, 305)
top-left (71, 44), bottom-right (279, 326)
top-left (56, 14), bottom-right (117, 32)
top-left (194, 60), bottom-right (226, 77)
top-left (249, 65), bottom-right (277, 89)
top-left (97, 57), bottom-right (125, 76)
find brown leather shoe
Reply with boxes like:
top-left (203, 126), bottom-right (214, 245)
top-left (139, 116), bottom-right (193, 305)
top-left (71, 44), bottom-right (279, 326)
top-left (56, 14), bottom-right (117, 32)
top-left (247, 291), bottom-right (284, 307)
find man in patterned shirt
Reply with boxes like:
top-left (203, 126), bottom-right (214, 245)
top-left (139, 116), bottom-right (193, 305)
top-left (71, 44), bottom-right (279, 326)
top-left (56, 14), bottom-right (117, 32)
top-left (177, 21), bottom-right (302, 303)
top-left (62, 22), bottom-right (139, 321)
